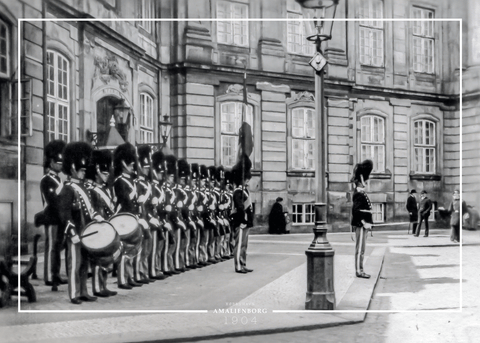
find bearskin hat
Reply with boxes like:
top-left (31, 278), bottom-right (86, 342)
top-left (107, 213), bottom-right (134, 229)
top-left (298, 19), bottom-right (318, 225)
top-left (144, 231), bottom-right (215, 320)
top-left (177, 159), bottom-right (190, 179)
top-left (200, 164), bottom-right (208, 180)
top-left (207, 166), bottom-right (217, 182)
top-left (165, 155), bottom-right (177, 176)
top-left (86, 149), bottom-right (112, 180)
top-left (44, 140), bottom-right (66, 168)
top-left (152, 151), bottom-right (165, 173)
top-left (63, 142), bottom-right (93, 176)
top-left (137, 145), bottom-right (152, 167)
top-left (191, 163), bottom-right (200, 180)
top-left (215, 166), bottom-right (225, 182)
top-left (113, 143), bottom-right (136, 177)
top-left (350, 159), bottom-right (373, 185)
top-left (232, 154), bottom-right (252, 186)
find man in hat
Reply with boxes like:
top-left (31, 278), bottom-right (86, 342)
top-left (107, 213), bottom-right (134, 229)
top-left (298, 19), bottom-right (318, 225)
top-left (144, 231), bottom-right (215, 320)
top-left (196, 165), bottom-right (211, 266)
top-left (57, 141), bottom-right (102, 304)
top-left (351, 159), bottom-right (374, 279)
top-left (268, 197), bottom-right (287, 235)
top-left (113, 142), bottom-right (144, 289)
top-left (231, 154), bottom-right (254, 274)
top-left (150, 150), bottom-right (169, 280)
top-left (87, 149), bottom-right (118, 298)
top-left (415, 190), bottom-right (433, 237)
top-left (39, 139), bottom-right (68, 289)
top-left (406, 189), bottom-right (418, 235)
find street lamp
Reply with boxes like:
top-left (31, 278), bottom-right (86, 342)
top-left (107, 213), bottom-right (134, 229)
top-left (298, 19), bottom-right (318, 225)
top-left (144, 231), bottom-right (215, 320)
top-left (159, 114), bottom-right (172, 148)
top-left (296, 0), bottom-right (339, 310)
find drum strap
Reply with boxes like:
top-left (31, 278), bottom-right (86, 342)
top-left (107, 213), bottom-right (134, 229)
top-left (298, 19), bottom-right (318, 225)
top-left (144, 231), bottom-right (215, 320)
top-left (120, 177), bottom-right (137, 200)
top-left (93, 187), bottom-right (115, 212)
top-left (70, 183), bottom-right (95, 219)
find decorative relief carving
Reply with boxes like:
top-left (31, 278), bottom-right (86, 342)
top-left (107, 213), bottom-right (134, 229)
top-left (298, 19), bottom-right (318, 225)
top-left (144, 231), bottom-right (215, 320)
top-left (93, 55), bottom-right (129, 92)
top-left (226, 84), bottom-right (252, 99)
top-left (291, 91), bottom-right (315, 103)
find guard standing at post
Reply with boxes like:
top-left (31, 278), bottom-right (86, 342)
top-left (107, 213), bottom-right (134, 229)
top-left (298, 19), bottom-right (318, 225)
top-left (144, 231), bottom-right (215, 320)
top-left (350, 159), bottom-right (374, 279)
top-left (58, 141), bottom-right (102, 304)
top-left (39, 139), bottom-right (68, 290)
top-left (87, 149), bottom-right (118, 298)
top-left (231, 154), bottom-right (254, 274)
top-left (113, 143), bottom-right (144, 289)
top-left (219, 168), bottom-right (232, 259)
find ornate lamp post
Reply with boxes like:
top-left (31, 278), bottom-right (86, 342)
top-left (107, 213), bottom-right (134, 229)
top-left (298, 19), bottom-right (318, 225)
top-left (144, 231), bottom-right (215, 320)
top-left (296, 0), bottom-right (339, 310)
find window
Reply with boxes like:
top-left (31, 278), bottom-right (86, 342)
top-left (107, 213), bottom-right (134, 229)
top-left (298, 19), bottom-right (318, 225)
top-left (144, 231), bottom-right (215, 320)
top-left (360, 115), bottom-right (385, 172)
top-left (359, 0), bottom-right (384, 67)
top-left (139, 0), bottom-right (154, 34)
top-left (220, 101), bottom-right (253, 167)
top-left (291, 108), bottom-right (315, 170)
top-left (292, 203), bottom-right (315, 225)
top-left (412, 7), bottom-right (434, 73)
top-left (371, 203), bottom-right (384, 223)
top-left (0, 19), bottom-right (9, 78)
top-left (287, 0), bottom-right (315, 56)
top-left (47, 50), bottom-right (69, 142)
top-left (217, 1), bottom-right (249, 47)
top-left (414, 119), bottom-right (435, 173)
top-left (139, 93), bottom-right (154, 143)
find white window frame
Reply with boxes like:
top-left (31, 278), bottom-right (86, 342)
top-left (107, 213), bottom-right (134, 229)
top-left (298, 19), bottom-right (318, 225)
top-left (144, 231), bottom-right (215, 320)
top-left (0, 19), bottom-right (9, 78)
top-left (414, 119), bottom-right (436, 174)
top-left (139, 0), bottom-right (154, 34)
top-left (47, 50), bottom-right (69, 142)
top-left (217, 1), bottom-right (249, 47)
top-left (292, 203), bottom-right (315, 225)
top-left (139, 92), bottom-right (154, 144)
top-left (371, 203), bottom-right (384, 223)
top-left (291, 107), bottom-right (315, 170)
top-left (220, 101), bottom-right (253, 167)
top-left (359, 0), bottom-right (384, 67)
top-left (360, 115), bottom-right (385, 173)
top-left (286, 0), bottom-right (315, 56)
top-left (412, 7), bottom-right (435, 74)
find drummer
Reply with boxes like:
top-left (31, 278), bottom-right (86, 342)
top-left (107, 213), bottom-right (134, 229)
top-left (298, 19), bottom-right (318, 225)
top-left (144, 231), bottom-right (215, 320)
top-left (57, 141), bottom-right (103, 304)
top-left (150, 151), bottom-right (169, 279)
top-left (87, 149), bottom-right (118, 298)
top-left (135, 145), bottom-right (157, 284)
top-left (113, 143), bottom-right (144, 289)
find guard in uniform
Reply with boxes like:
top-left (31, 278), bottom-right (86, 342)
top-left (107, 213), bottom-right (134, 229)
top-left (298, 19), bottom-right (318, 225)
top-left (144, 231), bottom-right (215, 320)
top-left (196, 165), bottom-right (211, 266)
top-left (224, 170), bottom-right (235, 258)
top-left (113, 143), bottom-right (144, 289)
top-left (218, 168), bottom-right (232, 258)
top-left (206, 166), bottom-right (220, 263)
top-left (136, 146), bottom-right (157, 284)
top-left (170, 157), bottom-right (188, 272)
top-left (86, 149), bottom-right (118, 297)
top-left (231, 154), bottom-right (254, 274)
top-left (58, 141), bottom-right (102, 304)
top-left (212, 166), bottom-right (228, 261)
top-left (184, 162), bottom-right (199, 269)
top-left (39, 139), bottom-right (68, 290)
top-left (350, 159), bottom-right (374, 279)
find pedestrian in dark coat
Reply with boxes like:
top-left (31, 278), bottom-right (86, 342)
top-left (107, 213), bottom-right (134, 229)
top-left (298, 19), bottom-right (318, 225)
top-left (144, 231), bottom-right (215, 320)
top-left (415, 190), bottom-right (433, 237)
top-left (268, 197), bottom-right (286, 234)
top-left (406, 189), bottom-right (418, 235)
top-left (441, 190), bottom-right (466, 243)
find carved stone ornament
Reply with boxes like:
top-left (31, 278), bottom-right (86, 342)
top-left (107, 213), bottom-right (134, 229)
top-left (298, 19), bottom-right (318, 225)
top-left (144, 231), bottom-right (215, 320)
top-left (226, 84), bottom-right (252, 99)
top-left (292, 91), bottom-right (315, 103)
top-left (93, 55), bottom-right (129, 92)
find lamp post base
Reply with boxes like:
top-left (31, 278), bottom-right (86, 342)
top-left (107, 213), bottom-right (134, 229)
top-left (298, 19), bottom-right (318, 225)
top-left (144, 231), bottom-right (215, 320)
top-left (305, 226), bottom-right (335, 310)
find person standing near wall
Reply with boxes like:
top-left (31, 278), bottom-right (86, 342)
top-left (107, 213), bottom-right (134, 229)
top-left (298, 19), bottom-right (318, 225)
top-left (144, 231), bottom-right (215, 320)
top-left (415, 190), bottom-right (432, 237)
top-left (406, 189), bottom-right (418, 235)
top-left (268, 197), bottom-right (286, 235)
top-left (439, 190), bottom-right (466, 243)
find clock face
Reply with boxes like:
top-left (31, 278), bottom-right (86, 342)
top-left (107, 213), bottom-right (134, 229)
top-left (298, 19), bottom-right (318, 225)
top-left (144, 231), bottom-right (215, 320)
top-left (309, 52), bottom-right (327, 72)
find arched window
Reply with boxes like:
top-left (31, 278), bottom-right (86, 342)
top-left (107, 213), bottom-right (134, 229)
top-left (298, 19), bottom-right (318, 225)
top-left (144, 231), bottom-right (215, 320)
top-left (46, 50), bottom-right (69, 142)
top-left (360, 115), bottom-right (385, 172)
top-left (414, 119), bottom-right (436, 173)
top-left (220, 101), bottom-right (253, 167)
top-left (291, 107), bottom-right (315, 170)
top-left (139, 92), bottom-right (154, 143)
top-left (0, 19), bottom-right (9, 78)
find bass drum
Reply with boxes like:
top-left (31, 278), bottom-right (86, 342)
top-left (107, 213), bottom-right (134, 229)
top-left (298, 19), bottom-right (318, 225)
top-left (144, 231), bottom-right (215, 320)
top-left (109, 213), bottom-right (143, 245)
top-left (80, 221), bottom-right (121, 259)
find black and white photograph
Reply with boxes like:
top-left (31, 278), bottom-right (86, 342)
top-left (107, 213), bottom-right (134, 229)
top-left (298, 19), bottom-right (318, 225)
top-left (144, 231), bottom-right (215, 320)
top-left (0, 0), bottom-right (478, 342)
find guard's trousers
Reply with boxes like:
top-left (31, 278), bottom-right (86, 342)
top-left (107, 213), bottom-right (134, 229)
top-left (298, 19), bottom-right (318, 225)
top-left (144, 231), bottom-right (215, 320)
top-left (66, 240), bottom-right (89, 300)
top-left (353, 225), bottom-right (367, 274)
top-left (233, 226), bottom-right (250, 271)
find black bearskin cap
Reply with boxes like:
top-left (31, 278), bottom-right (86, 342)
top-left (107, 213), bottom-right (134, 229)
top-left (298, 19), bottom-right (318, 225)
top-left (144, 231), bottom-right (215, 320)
top-left (165, 155), bottom-right (177, 176)
top-left (113, 143), bottom-right (136, 177)
top-left (215, 166), bottom-right (225, 182)
top-left (152, 151), bottom-right (165, 173)
top-left (44, 140), bottom-right (66, 168)
top-left (86, 149), bottom-right (112, 180)
top-left (137, 145), bottom-right (151, 167)
top-left (177, 159), bottom-right (190, 178)
top-left (191, 163), bottom-right (200, 180)
top-left (207, 166), bottom-right (217, 182)
top-left (63, 142), bottom-right (93, 176)
top-left (200, 165), bottom-right (208, 180)
top-left (232, 154), bottom-right (252, 186)
top-left (350, 159), bottom-right (374, 184)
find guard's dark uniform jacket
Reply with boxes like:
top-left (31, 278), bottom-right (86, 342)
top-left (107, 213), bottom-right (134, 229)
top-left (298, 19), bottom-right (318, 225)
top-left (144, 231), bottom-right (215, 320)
top-left (351, 189), bottom-right (373, 227)
top-left (231, 187), bottom-right (254, 229)
top-left (114, 172), bottom-right (140, 215)
top-left (91, 182), bottom-right (115, 219)
top-left (40, 170), bottom-right (64, 225)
